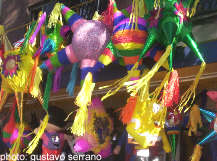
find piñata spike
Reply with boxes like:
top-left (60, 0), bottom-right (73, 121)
top-left (199, 108), bottom-right (216, 120)
top-left (61, 4), bottom-right (83, 30)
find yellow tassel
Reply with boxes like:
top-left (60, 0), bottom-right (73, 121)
top-left (9, 123), bottom-right (25, 161)
top-left (179, 62), bottom-right (206, 112)
top-left (30, 68), bottom-right (42, 97)
top-left (191, 144), bottom-right (202, 161)
top-left (48, 3), bottom-right (63, 28)
top-left (187, 104), bottom-right (202, 136)
top-left (150, 71), bottom-right (171, 103)
top-left (138, 0), bottom-right (146, 17)
top-left (26, 114), bottom-right (49, 154)
top-left (160, 129), bottom-right (171, 153)
top-left (190, 0), bottom-right (200, 18)
top-left (0, 25), bottom-right (13, 51)
top-left (129, 0), bottom-right (139, 29)
top-left (71, 72), bottom-right (95, 136)
top-left (0, 90), bottom-right (9, 111)
top-left (154, 0), bottom-right (161, 10)
top-left (100, 62), bottom-right (139, 101)
top-left (126, 45), bottom-right (172, 101)
top-left (37, 89), bottom-right (44, 105)
top-left (92, 11), bottom-right (103, 21)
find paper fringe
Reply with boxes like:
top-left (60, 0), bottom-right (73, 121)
top-left (187, 104), bottom-right (202, 136)
top-left (151, 72), bottom-right (170, 104)
top-left (0, 25), bottom-right (13, 51)
top-left (191, 144), bottom-right (202, 161)
top-left (179, 62), bottom-right (206, 112)
top-left (120, 96), bottom-right (137, 124)
top-left (129, 0), bottom-right (139, 29)
top-left (154, 0), bottom-right (161, 9)
top-left (9, 123), bottom-right (25, 161)
top-left (190, 0), bottom-right (200, 17)
top-left (0, 90), bottom-right (9, 111)
top-left (71, 72), bottom-right (95, 136)
top-left (126, 45), bottom-right (172, 101)
top-left (48, 3), bottom-right (63, 28)
top-left (25, 114), bottom-right (49, 154)
top-left (162, 70), bottom-right (179, 107)
top-left (161, 129), bottom-right (171, 153)
top-left (101, 62), bottom-right (139, 101)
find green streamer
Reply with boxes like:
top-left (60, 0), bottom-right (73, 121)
top-left (20, 21), bottom-right (37, 53)
top-left (169, 43), bottom-right (173, 71)
top-left (43, 72), bottom-right (53, 111)
top-left (172, 134), bottom-right (176, 159)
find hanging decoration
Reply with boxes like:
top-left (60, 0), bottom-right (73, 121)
top-left (123, 0), bottom-right (206, 114)
top-left (73, 97), bottom-right (113, 158)
top-left (191, 109), bottom-right (217, 161)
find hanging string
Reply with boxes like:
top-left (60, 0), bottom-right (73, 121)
top-left (96, 0), bottom-right (100, 12)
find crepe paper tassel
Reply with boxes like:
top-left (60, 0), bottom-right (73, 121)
top-left (162, 70), bottom-right (179, 107)
top-left (20, 21), bottom-right (37, 52)
top-left (9, 123), bottom-right (25, 160)
top-left (25, 114), bottom-right (49, 154)
top-left (129, 0), bottom-right (139, 29)
top-left (200, 108), bottom-right (216, 121)
top-left (0, 25), bottom-right (13, 52)
top-left (101, 0), bottom-right (115, 31)
top-left (66, 63), bottom-right (78, 96)
top-left (2, 98), bottom-right (18, 147)
top-left (0, 90), bottom-right (9, 111)
top-left (179, 62), bottom-right (206, 112)
top-left (29, 12), bottom-right (46, 45)
top-left (191, 144), bottom-right (202, 161)
top-left (101, 62), bottom-right (139, 101)
top-left (71, 72), bottom-right (95, 136)
top-left (9, 93), bottom-right (24, 160)
top-left (26, 72), bottom-right (53, 154)
top-left (160, 129), bottom-right (171, 153)
top-left (92, 11), bottom-right (103, 21)
top-left (47, 3), bottom-right (63, 28)
top-left (29, 55), bottom-right (40, 95)
top-left (127, 45), bottom-right (171, 101)
top-left (190, 0), bottom-right (200, 17)
top-left (53, 66), bottom-right (63, 93)
top-left (187, 104), bottom-right (202, 136)
top-left (150, 71), bottom-right (170, 103)
top-left (26, 72), bottom-right (52, 154)
top-left (0, 43), bottom-right (4, 61)
top-left (170, 134), bottom-right (176, 159)
top-left (120, 96), bottom-right (137, 124)
top-left (43, 72), bottom-right (53, 111)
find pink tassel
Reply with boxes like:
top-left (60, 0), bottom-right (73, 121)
top-left (53, 67), bottom-right (63, 92)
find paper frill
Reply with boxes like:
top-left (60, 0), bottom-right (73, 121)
top-left (126, 45), bottom-right (172, 101)
top-left (191, 144), bottom-right (202, 161)
top-left (71, 72), bottom-right (95, 136)
top-left (26, 72), bottom-right (53, 154)
top-left (187, 104), bottom-right (203, 136)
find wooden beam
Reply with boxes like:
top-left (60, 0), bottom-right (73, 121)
top-left (3, 62), bottom-right (217, 108)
